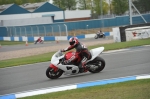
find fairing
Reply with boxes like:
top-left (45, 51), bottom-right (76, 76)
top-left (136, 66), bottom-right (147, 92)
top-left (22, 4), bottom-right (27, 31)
top-left (65, 51), bottom-right (75, 60)
top-left (50, 47), bottom-right (104, 74)
top-left (64, 51), bottom-right (81, 63)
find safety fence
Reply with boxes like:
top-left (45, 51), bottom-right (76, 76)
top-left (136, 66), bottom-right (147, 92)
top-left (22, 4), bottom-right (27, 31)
top-left (0, 13), bottom-right (150, 37)
top-left (0, 32), bottom-right (111, 42)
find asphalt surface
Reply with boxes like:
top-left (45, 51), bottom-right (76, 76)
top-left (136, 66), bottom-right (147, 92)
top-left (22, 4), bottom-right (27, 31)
top-left (0, 45), bottom-right (150, 95)
top-left (0, 38), bottom-right (112, 52)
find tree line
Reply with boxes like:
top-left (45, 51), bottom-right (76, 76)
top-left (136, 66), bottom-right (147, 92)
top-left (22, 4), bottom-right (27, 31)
top-left (0, 0), bottom-right (48, 5)
top-left (53, 0), bottom-right (150, 15)
top-left (0, 0), bottom-right (150, 15)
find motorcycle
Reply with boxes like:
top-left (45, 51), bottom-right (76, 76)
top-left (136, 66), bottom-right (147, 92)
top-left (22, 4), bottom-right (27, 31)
top-left (94, 33), bottom-right (105, 39)
top-left (34, 39), bottom-right (44, 44)
top-left (46, 47), bottom-right (105, 79)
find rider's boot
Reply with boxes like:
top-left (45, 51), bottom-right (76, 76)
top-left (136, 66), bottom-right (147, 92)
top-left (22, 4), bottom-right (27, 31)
top-left (79, 68), bottom-right (84, 73)
top-left (79, 62), bottom-right (88, 73)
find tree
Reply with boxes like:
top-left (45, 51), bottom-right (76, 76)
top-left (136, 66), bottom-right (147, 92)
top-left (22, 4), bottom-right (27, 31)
top-left (132, 0), bottom-right (150, 13)
top-left (93, 0), bottom-right (109, 15)
top-left (14, 0), bottom-right (23, 5)
top-left (53, 0), bottom-right (77, 10)
top-left (53, 0), bottom-right (62, 8)
top-left (78, 0), bottom-right (109, 15)
top-left (0, 0), bottom-right (48, 5)
top-left (78, 0), bottom-right (92, 10)
top-left (0, 0), bottom-right (15, 5)
top-left (111, 0), bottom-right (128, 15)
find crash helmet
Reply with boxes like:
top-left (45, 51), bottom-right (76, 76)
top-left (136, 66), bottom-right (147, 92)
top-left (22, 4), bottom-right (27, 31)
top-left (69, 37), bottom-right (79, 46)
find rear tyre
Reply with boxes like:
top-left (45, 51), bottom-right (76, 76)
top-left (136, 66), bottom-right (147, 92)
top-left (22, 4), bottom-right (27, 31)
top-left (88, 56), bottom-right (105, 73)
top-left (46, 67), bottom-right (63, 79)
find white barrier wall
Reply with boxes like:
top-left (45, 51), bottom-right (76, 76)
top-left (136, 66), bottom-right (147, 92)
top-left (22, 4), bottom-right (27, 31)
top-left (112, 27), bottom-right (121, 42)
top-left (85, 34), bottom-right (95, 38)
top-left (65, 10), bottom-right (91, 19)
top-left (125, 26), bottom-right (150, 41)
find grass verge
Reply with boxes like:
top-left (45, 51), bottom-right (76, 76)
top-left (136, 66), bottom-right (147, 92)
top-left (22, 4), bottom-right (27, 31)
top-left (0, 38), bottom-right (150, 68)
top-left (0, 41), bottom-right (26, 45)
top-left (19, 79), bottom-right (150, 99)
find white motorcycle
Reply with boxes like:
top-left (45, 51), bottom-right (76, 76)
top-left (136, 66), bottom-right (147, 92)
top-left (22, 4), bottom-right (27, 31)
top-left (94, 33), bottom-right (106, 39)
top-left (46, 47), bottom-right (105, 79)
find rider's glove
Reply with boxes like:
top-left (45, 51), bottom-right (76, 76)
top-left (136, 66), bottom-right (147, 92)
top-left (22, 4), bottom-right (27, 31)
top-left (61, 49), bottom-right (66, 52)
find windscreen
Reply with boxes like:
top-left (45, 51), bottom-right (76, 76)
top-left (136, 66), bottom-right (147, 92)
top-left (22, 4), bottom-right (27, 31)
top-left (55, 51), bottom-right (63, 58)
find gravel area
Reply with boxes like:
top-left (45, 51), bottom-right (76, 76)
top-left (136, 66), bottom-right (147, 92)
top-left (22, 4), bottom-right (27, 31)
top-left (0, 39), bottom-right (114, 61)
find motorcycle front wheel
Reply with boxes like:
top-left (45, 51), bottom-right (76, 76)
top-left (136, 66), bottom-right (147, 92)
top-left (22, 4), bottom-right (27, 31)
top-left (34, 41), bottom-right (37, 44)
top-left (88, 56), bottom-right (105, 73)
top-left (46, 67), bottom-right (63, 79)
top-left (94, 35), bottom-right (98, 39)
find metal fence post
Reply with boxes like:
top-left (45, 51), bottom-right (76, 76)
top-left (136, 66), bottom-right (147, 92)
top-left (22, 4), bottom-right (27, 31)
top-left (100, 0), bottom-right (104, 27)
top-left (50, 25), bottom-right (54, 36)
top-left (36, 25), bottom-right (39, 36)
top-left (64, 24), bottom-right (68, 36)
top-left (86, 25), bottom-right (89, 34)
top-left (6, 27), bottom-right (8, 37)
top-left (19, 27), bottom-right (21, 37)
top-left (43, 25), bottom-right (46, 36)
top-left (10, 28), bottom-right (12, 37)
top-left (24, 27), bottom-right (27, 37)
top-left (30, 26), bottom-right (33, 36)
top-left (58, 25), bottom-right (61, 36)
top-left (13, 27), bottom-right (16, 37)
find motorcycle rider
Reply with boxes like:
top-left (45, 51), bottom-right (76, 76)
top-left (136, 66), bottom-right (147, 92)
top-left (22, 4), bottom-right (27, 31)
top-left (35, 37), bottom-right (42, 44)
top-left (97, 30), bottom-right (104, 36)
top-left (61, 36), bottom-right (91, 73)
top-left (37, 37), bottom-right (42, 42)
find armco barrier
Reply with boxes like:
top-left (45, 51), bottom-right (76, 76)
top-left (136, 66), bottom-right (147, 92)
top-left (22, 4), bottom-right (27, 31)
top-left (0, 32), bottom-right (110, 42)
top-left (0, 74), bottom-right (150, 99)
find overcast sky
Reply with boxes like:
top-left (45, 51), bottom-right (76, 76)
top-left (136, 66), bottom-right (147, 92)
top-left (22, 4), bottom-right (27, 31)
top-left (49, 0), bottom-right (53, 4)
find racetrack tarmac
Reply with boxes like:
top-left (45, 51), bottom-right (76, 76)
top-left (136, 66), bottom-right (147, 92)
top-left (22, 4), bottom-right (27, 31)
top-left (0, 46), bottom-right (150, 95)
top-left (0, 37), bottom-right (113, 52)
top-left (0, 37), bottom-right (114, 60)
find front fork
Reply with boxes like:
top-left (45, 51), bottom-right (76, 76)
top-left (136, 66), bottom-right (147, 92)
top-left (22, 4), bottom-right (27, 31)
top-left (50, 64), bottom-right (58, 72)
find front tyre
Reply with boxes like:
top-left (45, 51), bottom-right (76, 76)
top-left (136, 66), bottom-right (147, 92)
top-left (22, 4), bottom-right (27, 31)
top-left (94, 34), bottom-right (98, 39)
top-left (34, 41), bottom-right (37, 44)
top-left (46, 67), bottom-right (63, 79)
top-left (88, 56), bottom-right (105, 73)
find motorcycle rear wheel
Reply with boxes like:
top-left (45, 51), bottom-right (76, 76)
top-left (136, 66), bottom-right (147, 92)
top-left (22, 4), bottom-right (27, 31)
top-left (103, 34), bottom-right (106, 38)
top-left (88, 56), bottom-right (105, 73)
top-left (46, 67), bottom-right (63, 79)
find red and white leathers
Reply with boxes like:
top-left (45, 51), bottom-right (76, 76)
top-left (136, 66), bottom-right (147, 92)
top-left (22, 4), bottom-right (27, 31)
top-left (37, 37), bottom-right (42, 42)
top-left (62, 37), bottom-right (91, 73)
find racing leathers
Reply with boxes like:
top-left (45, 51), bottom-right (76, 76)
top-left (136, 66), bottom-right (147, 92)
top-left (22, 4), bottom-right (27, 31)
top-left (62, 42), bottom-right (91, 73)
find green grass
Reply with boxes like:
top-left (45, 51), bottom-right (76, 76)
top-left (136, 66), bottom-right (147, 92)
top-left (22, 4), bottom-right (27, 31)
top-left (0, 41), bottom-right (27, 45)
top-left (19, 79), bottom-right (150, 99)
top-left (0, 38), bottom-right (150, 68)
top-left (88, 38), bottom-right (150, 51)
top-left (0, 52), bottom-right (55, 68)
